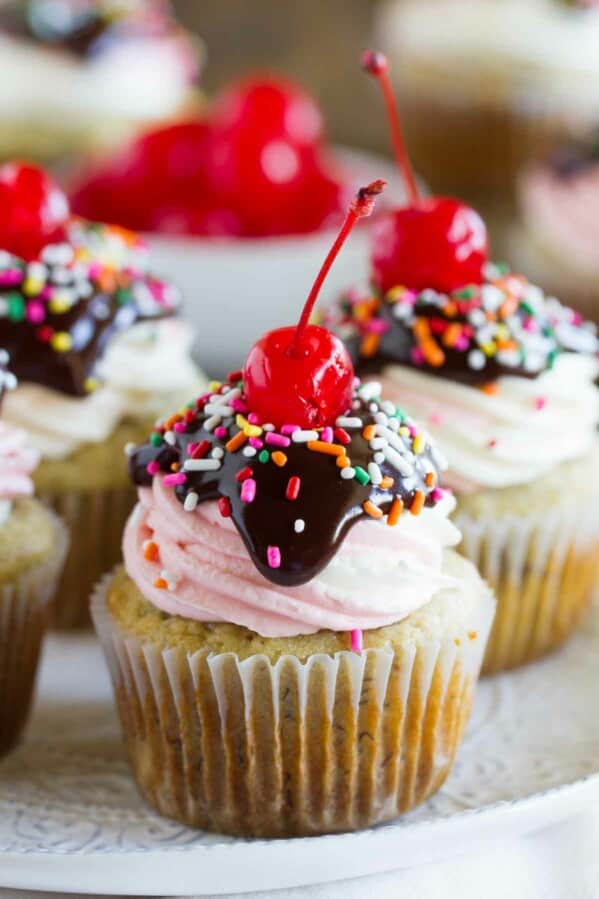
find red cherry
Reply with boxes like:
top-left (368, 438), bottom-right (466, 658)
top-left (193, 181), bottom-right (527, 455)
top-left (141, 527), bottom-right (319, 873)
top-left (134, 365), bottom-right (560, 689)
top-left (371, 198), bottom-right (488, 294)
top-left (362, 51), bottom-right (489, 292)
top-left (0, 163), bottom-right (69, 260)
top-left (244, 181), bottom-right (385, 429)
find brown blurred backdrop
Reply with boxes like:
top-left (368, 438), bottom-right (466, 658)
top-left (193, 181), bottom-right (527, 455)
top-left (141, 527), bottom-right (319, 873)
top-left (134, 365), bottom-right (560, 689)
top-left (172, 0), bottom-right (389, 154)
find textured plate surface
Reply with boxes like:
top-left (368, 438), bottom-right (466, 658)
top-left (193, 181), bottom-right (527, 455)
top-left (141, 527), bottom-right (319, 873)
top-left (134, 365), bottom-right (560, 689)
top-left (1, 605), bottom-right (599, 896)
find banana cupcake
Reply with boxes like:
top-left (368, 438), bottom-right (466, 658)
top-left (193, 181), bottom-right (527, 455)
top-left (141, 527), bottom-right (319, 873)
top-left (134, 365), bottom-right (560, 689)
top-left (0, 162), bottom-right (205, 626)
top-left (92, 183), bottom-right (494, 837)
top-left (0, 353), bottom-right (67, 754)
top-left (328, 54), bottom-right (599, 674)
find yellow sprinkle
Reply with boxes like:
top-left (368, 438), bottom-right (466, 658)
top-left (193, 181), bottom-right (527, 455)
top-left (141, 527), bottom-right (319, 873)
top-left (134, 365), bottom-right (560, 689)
top-left (412, 434), bottom-right (425, 455)
top-left (243, 424), bottom-right (263, 438)
top-left (209, 380), bottom-right (222, 393)
top-left (51, 332), bottom-right (72, 353)
top-left (481, 342), bottom-right (496, 357)
top-left (398, 426), bottom-right (410, 438)
top-left (49, 293), bottom-right (72, 314)
top-left (84, 377), bottom-right (100, 393)
top-left (386, 286), bottom-right (407, 303)
top-left (23, 278), bottom-right (43, 296)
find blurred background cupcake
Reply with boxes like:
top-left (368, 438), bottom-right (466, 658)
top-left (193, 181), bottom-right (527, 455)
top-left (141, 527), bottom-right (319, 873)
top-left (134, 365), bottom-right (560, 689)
top-left (0, 0), bottom-right (203, 161)
top-left (375, 0), bottom-right (599, 217)
top-left (0, 162), bottom-right (205, 627)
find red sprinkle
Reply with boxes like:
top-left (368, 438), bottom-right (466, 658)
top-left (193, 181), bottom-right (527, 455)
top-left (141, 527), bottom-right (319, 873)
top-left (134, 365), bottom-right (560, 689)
top-left (236, 466), bottom-right (253, 483)
top-left (334, 427), bottom-right (351, 445)
top-left (218, 496), bottom-right (232, 518)
top-left (191, 440), bottom-right (211, 459)
top-left (227, 369), bottom-right (243, 383)
top-left (286, 476), bottom-right (301, 501)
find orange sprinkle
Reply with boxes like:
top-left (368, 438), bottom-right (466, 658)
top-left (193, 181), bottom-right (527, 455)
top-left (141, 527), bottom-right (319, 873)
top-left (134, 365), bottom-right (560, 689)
top-left (165, 413), bottom-right (183, 431)
top-left (442, 301), bottom-right (458, 318)
top-left (362, 424), bottom-right (376, 441)
top-left (336, 455), bottom-right (351, 469)
top-left (271, 451), bottom-right (287, 467)
top-left (414, 317), bottom-right (432, 341)
top-left (421, 337), bottom-right (445, 368)
top-left (153, 577), bottom-right (168, 590)
top-left (442, 323), bottom-right (463, 348)
top-left (354, 298), bottom-right (379, 321)
top-left (170, 462), bottom-right (180, 472)
top-left (387, 496), bottom-right (404, 526)
top-left (480, 382), bottom-right (499, 396)
top-left (225, 430), bottom-right (247, 452)
top-left (499, 296), bottom-right (518, 318)
top-left (363, 500), bottom-right (383, 520)
top-left (468, 631), bottom-right (478, 641)
top-left (410, 490), bottom-right (425, 516)
top-left (380, 476), bottom-right (394, 490)
top-left (307, 441), bottom-right (345, 457)
top-left (360, 332), bottom-right (380, 358)
top-left (425, 471), bottom-right (436, 487)
top-left (143, 541), bottom-right (159, 562)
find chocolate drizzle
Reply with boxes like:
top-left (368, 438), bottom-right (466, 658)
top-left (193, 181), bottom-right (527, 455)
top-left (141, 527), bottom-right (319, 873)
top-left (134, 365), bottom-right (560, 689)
top-left (329, 264), bottom-right (599, 385)
top-left (0, 219), bottom-right (180, 396)
top-left (129, 378), bottom-right (445, 588)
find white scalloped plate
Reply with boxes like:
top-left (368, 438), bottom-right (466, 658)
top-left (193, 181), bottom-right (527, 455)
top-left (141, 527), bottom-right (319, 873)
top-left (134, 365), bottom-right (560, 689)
top-left (1, 605), bottom-right (599, 896)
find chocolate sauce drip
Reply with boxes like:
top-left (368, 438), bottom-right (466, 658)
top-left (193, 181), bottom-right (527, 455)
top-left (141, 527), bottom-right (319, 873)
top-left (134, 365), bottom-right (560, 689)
top-left (129, 383), bottom-right (443, 588)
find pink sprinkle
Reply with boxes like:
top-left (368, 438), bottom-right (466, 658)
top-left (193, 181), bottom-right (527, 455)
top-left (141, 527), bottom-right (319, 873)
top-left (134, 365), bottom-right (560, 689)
top-left (320, 426), bottom-right (333, 443)
top-left (26, 301), bottom-right (45, 324)
top-left (523, 318), bottom-right (537, 332)
top-left (248, 412), bottom-right (261, 425)
top-left (240, 478), bottom-right (256, 503)
top-left (40, 285), bottom-right (52, 301)
top-left (534, 396), bottom-right (547, 411)
top-left (350, 629), bottom-right (363, 653)
top-left (267, 545), bottom-right (281, 569)
top-left (146, 461), bottom-right (159, 475)
top-left (187, 442), bottom-right (198, 456)
top-left (249, 437), bottom-right (263, 449)
top-left (163, 472), bottom-right (187, 486)
top-left (455, 336), bottom-right (469, 351)
top-left (231, 399), bottom-right (247, 413)
top-left (265, 432), bottom-right (290, 448)
top-left (214, 426), bottom-right (228, 439)
top-left (429, 414), bottom-right (442, 426)
top-left (410, 347), bottom-right (425, 365)
top-left (173, 422), bottom-right (186, 433)
top-left (88, 262), bottom-right (102, 280)
top-left (281, 424), bottom-right (300, 435)
top-left (488, 439), bottom-right (497, 449)
top-left (408, 424), bottom-right (417, 437)
top-left (431, 487), bottom-right (445, 503)
top-left (0, 269), bottom-right (23, 286)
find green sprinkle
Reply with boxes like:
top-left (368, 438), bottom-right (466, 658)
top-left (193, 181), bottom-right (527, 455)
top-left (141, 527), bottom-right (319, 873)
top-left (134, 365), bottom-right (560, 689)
top-left (116, 288), bottom-right (132, 306)
top-left (150, 432), bottom-right (163, 447)
top-left (519, 300), bottom-right (534, 316)
top-left (454, 286), bottom-right (476, 299)
top-left (354, 466), bottom-right (370, 486)
top-left (496, 262), bottom-right (509, 275)
top-left (7, 292), bottom-right (24, 321)
top-left (258, 450), bottom-right (270, 464)
top-left (547, 349), bottom-right (559, 370)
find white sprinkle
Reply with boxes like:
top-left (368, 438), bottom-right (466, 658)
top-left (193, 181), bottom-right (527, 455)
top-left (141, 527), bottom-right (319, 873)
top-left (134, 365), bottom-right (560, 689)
top-left (370, 437), bottom-right (387, 451)
top-left (381, 400), bottom-right (396, 416)
top-left (164, 430), bottom-right (176, 446)
top-left (124, 442), bottom-right (136, 456)
top-left (263, 423), bottom-right (275, 432)
top-left (368, 462), bottom-right (383, 485)
top-left (388, 418), bottom-right (400, 432)
top-left (468, 309), bottom-right (487, 328)
top-left (160, 569), bottom-right (179, 592)
top-left (184, 492), bottom-right (199, 512)
top-left (204, 403), bottom-right (234, 417)
top-left (335, 417), bottom-right (362, 428)
top-left (243, 446), bottom-right (257, 457)
top-left (292, 429), bottom-right (319, 443)
top-left (374, 451), bottom-right (385, 465)
top-left (352, 399), bottom-right (361, 410)
top-left (375, 425), bottom-right (413, 457)
top-left (204, 415), bottom-right (222, 432)
top-left (211, 447), bottom-right (225, 460)
top-left (359, 381), bottom-right (381, 401)
top-left (369, 402), bottom-right (378, 413)
top-left (468, 349), bottom-right (486, 371)
top-left (383, 446), bottom-right (414, 477)
top-left (183, 459), bottom-right (222, 472)
top-left (373, 412), bottom-right (389, 426)
top-left (294, 519), bottom-right (305, 534)
top-left (340, 466), bottom-right (356, 480)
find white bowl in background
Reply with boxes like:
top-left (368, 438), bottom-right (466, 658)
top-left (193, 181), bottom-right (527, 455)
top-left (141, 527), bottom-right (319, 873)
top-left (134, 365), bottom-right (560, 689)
top-left (145, 147), bottom-right (402, 378)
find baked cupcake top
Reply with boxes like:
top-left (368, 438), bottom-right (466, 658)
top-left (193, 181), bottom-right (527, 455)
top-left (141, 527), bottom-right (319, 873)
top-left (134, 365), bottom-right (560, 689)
top-left (0, 352), bottom-right (38, 514)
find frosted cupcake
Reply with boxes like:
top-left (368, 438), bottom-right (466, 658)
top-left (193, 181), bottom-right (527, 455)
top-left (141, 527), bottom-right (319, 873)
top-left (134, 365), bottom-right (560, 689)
top-left (0, 353), bottom-right (68, 754)
top-left (329, 55), bottom-right (599, 673)
top-left (376, 0), bottom-right (599, 208)
top-left (509, 132), bottom-right (599, 323)
top-left (0, 163), bottom-right (205, 626)
top-left (0, 0), bottom-right (201, 161)
top-left (92, 184), bottom-right (494, 837)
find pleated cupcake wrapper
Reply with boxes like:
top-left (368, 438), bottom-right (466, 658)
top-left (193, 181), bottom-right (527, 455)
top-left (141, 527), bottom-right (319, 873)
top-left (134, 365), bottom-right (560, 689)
top-left (40, 485), bottom-right (136, 629)
top-left (0, 513), bottom-right (68, 755)
top-left (91, 572), bottom-right (493, 837)
top-left (456, 500), bottom-right (599, 675)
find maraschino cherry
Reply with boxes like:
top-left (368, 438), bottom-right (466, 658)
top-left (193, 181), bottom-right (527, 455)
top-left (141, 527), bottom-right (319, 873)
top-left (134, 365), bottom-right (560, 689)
top-left (244, 180), bottom-right (385, 429)
top-left (0, 163), bottom-right (69, 260)
top-left (362, 50), bottom-right (489, 295)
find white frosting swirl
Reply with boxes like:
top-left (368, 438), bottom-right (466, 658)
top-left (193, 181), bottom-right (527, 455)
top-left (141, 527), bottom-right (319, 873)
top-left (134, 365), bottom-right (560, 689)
top-left (3, 319), bottom-right (206, 459)
top-left (379, 0), bottom-right (599, 111)
top-left (378, 353), bottom-right (599, 492)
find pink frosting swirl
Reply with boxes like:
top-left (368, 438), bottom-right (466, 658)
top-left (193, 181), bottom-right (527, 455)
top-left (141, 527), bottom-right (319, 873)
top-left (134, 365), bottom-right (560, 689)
top-left (0, 421), bottom-right (38, 498)
top-left (122, 476), bottom-right (460, 637)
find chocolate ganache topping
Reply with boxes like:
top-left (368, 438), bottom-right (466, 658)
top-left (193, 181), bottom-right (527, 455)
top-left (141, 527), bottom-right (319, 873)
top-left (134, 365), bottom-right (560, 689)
top-left (128, 375), bottom-right (447, 588)
top-left (0, 218), bottom-right (181, 396)
top-left (329, 262), bottom-right (599, 385)
top-left (0, 0), bottom-right (181, 57)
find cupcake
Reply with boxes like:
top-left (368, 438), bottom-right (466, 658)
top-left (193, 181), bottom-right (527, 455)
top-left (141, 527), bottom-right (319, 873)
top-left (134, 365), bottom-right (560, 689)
top-left (0, 0), bottom-right (202, 161)
top-left (376, 0), bottom-right (599, 211)
top-left (0, 162), bottom-right (205, 627)
top-left (0, 353), bottom-right (68, 754)
top-left (92, 183), bottom-right (494, 837)
top-left (328, 54), bottom-right (599, 674)
top-left (508, 131), bottom-right (599, 323)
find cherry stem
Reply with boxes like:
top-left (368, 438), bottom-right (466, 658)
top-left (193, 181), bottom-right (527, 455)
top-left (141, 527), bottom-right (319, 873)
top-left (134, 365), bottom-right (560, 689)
top-left (291, 180), bottom-right (386, 357)
top-left (361, 50), bottom-right (420, 206)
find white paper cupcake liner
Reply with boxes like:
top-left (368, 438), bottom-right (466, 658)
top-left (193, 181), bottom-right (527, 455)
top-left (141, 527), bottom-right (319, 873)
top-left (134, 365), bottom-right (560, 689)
top-left (91, 570), bottom-right (493, 837)
top-left (0, 512), bottom-right (68, 754)
top-left (456, 500), bottom-right (599, 674)
top-left (40, 485), bottom-right (135, 629)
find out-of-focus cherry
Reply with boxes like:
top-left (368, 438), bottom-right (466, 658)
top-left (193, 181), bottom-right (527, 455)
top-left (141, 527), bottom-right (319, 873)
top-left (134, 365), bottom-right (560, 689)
top-left (0, 163), bottom-right (69, 260)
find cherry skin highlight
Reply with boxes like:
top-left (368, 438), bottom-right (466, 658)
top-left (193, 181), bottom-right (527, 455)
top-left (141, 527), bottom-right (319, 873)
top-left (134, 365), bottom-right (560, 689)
top-left (243, 326), bottom-right (354, 430)
top-left (372, 197), bottom-right (488, 294)
top-left (362, 50), bottom-right (489, 293)
top-left (0, 163), bottom-right (69, 260)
